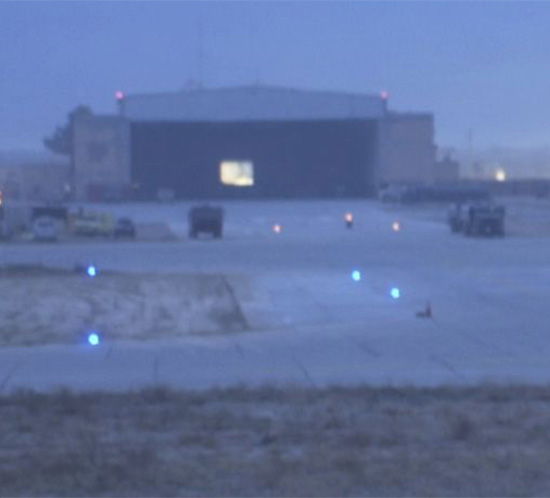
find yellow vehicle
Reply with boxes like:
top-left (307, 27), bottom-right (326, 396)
top-left (72, 212), bottom-right (114, 237)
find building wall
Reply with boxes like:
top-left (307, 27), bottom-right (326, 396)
top-left (434, 156), bottom-right (460, 183)
top-left (130, 119), bottom-right (378, 199)
top-left (72, 110), bottom-right (438, 200)
top-left (124, 85), bottom-right (385, 123)
top-left (378, 114), bottom-right (436, 185)
top-left (0, 163), bottom-right (70, 202)
top-left (73, 116), bottom-right (131, 200)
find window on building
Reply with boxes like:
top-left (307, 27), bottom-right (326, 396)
top-left (220, 160), bottom-right (254, 187)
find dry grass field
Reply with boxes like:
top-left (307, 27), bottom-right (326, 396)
top-left (0, 265), bottom-right (248, 346)
top-left (2, 384), bottom-right (550, 496)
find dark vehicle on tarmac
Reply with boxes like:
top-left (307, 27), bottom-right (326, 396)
top-left (449, 202), bottom-right (506, 237)
top-left (114, 218), bottom-right (137, 239)
top-left (400, 185), bottom-right (491, 204)
top-left (188, 205), bottom-right (224, 239)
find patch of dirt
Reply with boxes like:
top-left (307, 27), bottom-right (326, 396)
top-left (0, 265), bottom-right (248, 346)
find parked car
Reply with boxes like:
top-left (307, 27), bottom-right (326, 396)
top-left (379, 185), bottom-right (407, 203)
top-left (32, 216), bottom-right (58, 242)
top-left (114, 217), bottom-right (137, 239)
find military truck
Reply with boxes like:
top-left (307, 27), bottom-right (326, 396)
top-left (188, 205), bottom-right (224, 239)
top-left (449, 202), bottom-right (505, 237)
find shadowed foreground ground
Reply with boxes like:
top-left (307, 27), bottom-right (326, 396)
top-left (2, 385), bottom-right (550, 497)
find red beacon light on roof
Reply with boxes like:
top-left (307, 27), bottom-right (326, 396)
top-left (115, 90), bottom-right (125, 101)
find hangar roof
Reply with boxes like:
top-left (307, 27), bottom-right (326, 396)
top-left (121, 85), bottom-right (387, 123)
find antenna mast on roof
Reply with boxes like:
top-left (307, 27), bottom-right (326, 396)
top-left (469, 129), bottom-right (476, 177)
top-left (253, 21), bottom-right (261, 87)
top-left (198, 19), bottom-right (204, 88)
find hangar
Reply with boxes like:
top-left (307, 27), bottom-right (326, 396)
top-left (72, 85), bottom-right (439, 201)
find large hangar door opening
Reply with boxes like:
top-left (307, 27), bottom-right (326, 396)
top-left (220, 160), bottom-right (255, 187)
top-left (130, 120), bottom-right (378, 199)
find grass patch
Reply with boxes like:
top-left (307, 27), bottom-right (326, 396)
top-left (1, 384), bottom-right (550, 496)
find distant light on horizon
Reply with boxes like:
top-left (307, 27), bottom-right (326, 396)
top-left (495, 168), bottom-right (507, 182)
top-left (390, 287), bottom-right (401, 299)
top-left (87, 265), bottom-right (97, 278)
top-left (273, 224), bottom-right (282, 234)
top-left (351, 270), bottom-right (361, 282)
top-left (381, 90), bottom-right (389, 100)
top-left (392, 221), bottom-right (400, 232)
top-left (115, 90), bottom-right (124, 101)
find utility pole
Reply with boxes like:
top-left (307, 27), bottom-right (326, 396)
top-left (468, 129), bottom-right (473, 177)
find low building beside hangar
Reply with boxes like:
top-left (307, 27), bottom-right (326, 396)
top-left (72, 85), bottom-right (443, 201)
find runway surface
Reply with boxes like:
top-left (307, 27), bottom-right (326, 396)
top-left (1, 199), bottom-right (549, 391)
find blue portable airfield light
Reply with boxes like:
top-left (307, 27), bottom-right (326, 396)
top-left (87, 332), bottom-right (100, 346)
top-left (390, 287), bottom-right (401, 299)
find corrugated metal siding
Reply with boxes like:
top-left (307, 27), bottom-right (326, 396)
top-left (123, 86), bottom-right (385, 123)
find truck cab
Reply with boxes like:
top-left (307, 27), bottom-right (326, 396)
top-left (188, 205), bottom-right (224, 239)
